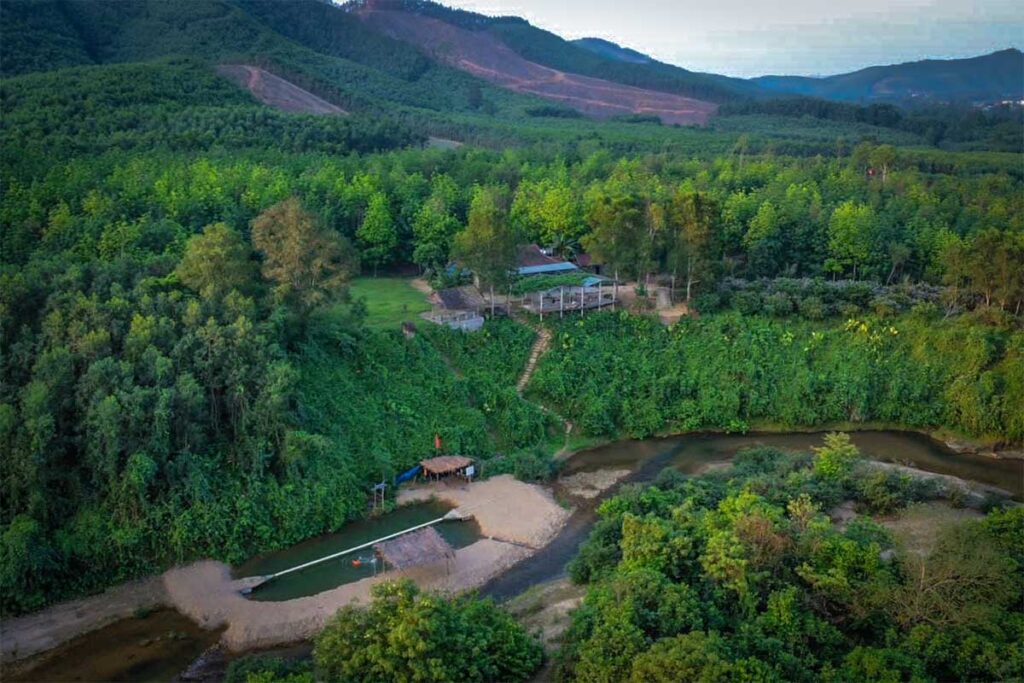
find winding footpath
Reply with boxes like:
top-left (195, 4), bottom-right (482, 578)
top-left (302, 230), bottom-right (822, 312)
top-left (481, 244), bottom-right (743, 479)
top-left (516, 323), bottom-right (552, 393)
top-left (514, 316), bottom-right (574, 440)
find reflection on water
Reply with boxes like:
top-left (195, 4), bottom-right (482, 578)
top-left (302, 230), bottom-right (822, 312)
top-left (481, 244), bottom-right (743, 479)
top-left (7, 609), bottom-right (222, 683)
top-left (566, 431), bottom-right (1023, 498)
top-left (235, 501), bottom-right (482, 602)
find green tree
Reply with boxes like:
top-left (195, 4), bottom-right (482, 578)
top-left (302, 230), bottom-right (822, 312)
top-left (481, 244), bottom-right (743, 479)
top-left (251, 198), bottom-right (358, 317)
top-left (314, 580), bottom-right (542, 682)
top-left (828, 201), bottom-right (876, 279)
top-left (176, 222), bottom-right (257, 298)
top-left (668, 189), bottom-right (719, 302)
top-left (452, 186), bottom-right (517, 314)
top-left (356, 192), bottom-right (398, 276)
top-left (812, 432), bottom-right (860, 482)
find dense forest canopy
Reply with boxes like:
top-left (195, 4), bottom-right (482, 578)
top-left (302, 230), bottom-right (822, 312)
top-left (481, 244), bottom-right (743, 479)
top-left (559, 439), bottom-right (1024, 681)
top-left (0, 0), bottom-right (1021, 665)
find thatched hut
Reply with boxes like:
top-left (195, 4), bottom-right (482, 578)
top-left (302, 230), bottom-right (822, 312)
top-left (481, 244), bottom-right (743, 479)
top-left (374, 526), bottom-right (455, 573)
top-left (420, 455), bottom-right (475, 481)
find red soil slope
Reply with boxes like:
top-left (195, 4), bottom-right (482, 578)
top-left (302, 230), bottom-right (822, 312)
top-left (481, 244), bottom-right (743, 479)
top-left (354, 9), bottom-right (716, 125)
top-left (216, 65), bottom-right (347, 115)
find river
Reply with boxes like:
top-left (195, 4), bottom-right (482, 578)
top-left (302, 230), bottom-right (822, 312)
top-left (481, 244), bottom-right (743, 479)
top-left (480, 430), bottom-right (1022, 600)
top-left (11, 430), bottom-right (1021, 681)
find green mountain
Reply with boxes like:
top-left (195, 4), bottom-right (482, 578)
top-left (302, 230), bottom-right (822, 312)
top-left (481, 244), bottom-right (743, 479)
top-left (752, 49), bottom-right (1024, 103)
top-left (0, 0), bottom-right (541, 115)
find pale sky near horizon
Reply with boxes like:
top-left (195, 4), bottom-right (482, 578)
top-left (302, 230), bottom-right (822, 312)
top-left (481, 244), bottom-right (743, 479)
top-left (441, 0), bottom-right (1024, 78)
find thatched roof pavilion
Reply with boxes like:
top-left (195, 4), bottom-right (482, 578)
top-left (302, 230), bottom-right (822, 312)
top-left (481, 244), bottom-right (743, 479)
top-left (420, 455), bottom-right (474, 477)
top-left (374, 526), bottom-right (455, 571)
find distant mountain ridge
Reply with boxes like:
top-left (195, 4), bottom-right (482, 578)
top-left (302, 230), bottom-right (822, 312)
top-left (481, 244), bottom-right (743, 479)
top-left (752, 48), bottom-right (1024, 103)
top-left (1, 0), bottom-right (1019, 131)
top-left (572, 38), bottom-right (652, 64)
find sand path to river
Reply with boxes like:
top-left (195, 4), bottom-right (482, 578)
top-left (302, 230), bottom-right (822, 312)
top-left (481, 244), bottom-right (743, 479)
top-left (2, 476), bottom-right (570, 659)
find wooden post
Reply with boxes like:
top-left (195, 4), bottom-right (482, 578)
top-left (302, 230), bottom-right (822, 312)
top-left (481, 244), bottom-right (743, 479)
top-left (613, 270), bottom-right (618, 311)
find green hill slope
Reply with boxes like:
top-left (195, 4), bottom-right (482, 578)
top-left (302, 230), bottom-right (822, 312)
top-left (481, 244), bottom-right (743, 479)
top-left (753, 49), bottom-right (1024, 103)
top-left (0, 0), bottom-right (542, 117)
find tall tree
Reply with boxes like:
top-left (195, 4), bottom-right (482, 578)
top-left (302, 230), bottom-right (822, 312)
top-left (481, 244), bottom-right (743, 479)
top-left (668, 189), bottom-right (719, 303)
top-left (175, 223), bottom-right (257, 298)
top-left (251, 198), bottom-right (358, 317)
top-left (452, 186), bottom-right (517, 314)
top-left (356, 192), bottom-right (397, 276)
top-left (827, 201), bottom-right (876, 279)
top-left (583, 183), bottom-right (651, 281)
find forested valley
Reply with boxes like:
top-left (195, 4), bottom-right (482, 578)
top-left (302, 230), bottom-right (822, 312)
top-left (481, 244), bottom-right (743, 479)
top-left (1, 1), bottom-right (1022, 681)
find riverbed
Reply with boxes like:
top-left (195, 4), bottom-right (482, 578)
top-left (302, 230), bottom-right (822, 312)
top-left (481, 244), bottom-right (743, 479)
top-left (8, 431), bottom-right (1021, 681)
top-left (480, 430), bottom-right (1022, 600)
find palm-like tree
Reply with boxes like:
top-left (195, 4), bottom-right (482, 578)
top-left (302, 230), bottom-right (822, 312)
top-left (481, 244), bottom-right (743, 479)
top-left (549, 234), bottom-right (581, 261)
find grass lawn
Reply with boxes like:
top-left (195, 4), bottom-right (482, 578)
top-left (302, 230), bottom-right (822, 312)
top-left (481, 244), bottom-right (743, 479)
top-left (349, 277), bottom-right (431, 329)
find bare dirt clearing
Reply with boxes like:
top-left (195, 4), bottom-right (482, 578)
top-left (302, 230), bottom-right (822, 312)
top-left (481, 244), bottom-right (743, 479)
top-left (356, 9), bottom-right (716, 125)
top-left (881, 501), bottom-right (983, 556)
top-left (216, 65), bottom-right (346, 115)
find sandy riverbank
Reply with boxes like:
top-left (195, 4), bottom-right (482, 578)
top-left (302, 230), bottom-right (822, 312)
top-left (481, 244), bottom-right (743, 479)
top-left (0, 576), bottom-right (167, 664)
top-left (2, 475), bottom-right (571, 661)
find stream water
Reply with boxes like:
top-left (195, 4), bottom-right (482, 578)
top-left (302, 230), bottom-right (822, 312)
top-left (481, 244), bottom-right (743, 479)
top-left (12, 431), bottom-right (1021, 681)
top-left (480, 430), bottom-right (1023, 600)
top-left (5, 609), bottom-right (223, 683)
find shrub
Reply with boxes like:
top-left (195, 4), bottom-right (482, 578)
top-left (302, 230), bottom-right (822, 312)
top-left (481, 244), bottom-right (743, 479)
top-left (225, 656), bottom-right (312, 683)
top-left (314, 580), bottom-right (543, 683)
top-left (733, 291), bottom-right (763, 315)
top-left (799, 295), bottom-right (826, 320)
top-left (812, 433), bottom-right (860, 484)
top-left (839, 302), bottom-right (862, 318)
top-left (692, 292), bottom-right (722, 314)
top-left (764, 292), bottom-right (795, 317)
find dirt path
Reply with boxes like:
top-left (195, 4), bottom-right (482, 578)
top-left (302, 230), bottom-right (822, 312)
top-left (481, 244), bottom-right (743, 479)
top-left (216, 65), bottom-right (346, 115)
top-left (409, 277), bottom-right (433, 295)
top-left (513, 316), bottom-right (574, 440)
top-left (517, 325), bottom-right (551, 393)
top-left (3, 477), bottom-right (571, 660)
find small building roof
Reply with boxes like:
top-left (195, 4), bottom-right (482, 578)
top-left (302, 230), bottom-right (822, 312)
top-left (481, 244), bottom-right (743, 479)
top-left (374, 526), bottom-right (454, 571)
top-left (518, 262), bottom-right (579, 276)
top-left (420, 455), bottom-right (474, 475)
top-left (432, 287), bottom-right (485, 311)
top-left (516, 245), bottom-right (578, 276)
top-left (517, 244), bottom-right (562, 268)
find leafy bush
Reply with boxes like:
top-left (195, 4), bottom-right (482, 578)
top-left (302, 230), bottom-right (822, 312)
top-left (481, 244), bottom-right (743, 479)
top-left (225, 655), bottom-right (312, 683)
top-left (692, 292), bottom-right (722, 314)
top-left (799, 295), bottom-right (827, 320)
top-left (732, 290), bottom-right (763, 315)
top-left (558, 440), bottom-right (1024, 682)
top-left (764, 291), bottom-right (795, 317)
top-left (314, 580), bottom-right (543, 682)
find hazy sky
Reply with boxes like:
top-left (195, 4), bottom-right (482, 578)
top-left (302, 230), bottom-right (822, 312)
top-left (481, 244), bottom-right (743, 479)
top-left (442, 0), bottom-right (1024, 77)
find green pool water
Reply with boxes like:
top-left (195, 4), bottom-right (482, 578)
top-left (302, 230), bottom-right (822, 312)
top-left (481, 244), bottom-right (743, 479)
top-left (234, 500), bottom-right (482, 602)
